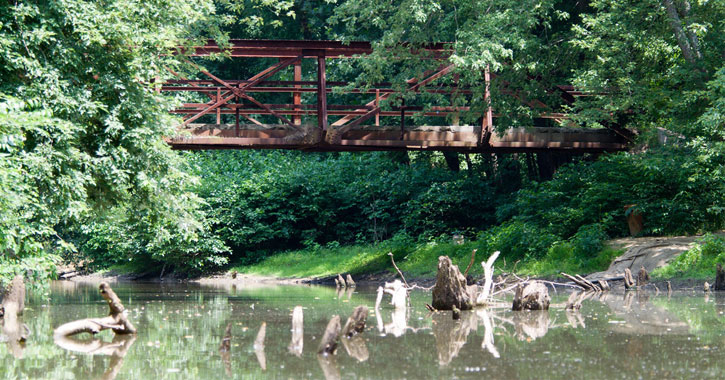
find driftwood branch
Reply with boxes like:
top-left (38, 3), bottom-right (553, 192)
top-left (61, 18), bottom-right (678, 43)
top-left (463, 249), bottom-right (477, 278)
top-left (54, 282), bottom-right (136, 337)
top-left (388, 252), bottom-right (409, 288)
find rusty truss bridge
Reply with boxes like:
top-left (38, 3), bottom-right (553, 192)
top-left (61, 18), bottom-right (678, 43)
top-left (163, 40), bottom-right (629, 153)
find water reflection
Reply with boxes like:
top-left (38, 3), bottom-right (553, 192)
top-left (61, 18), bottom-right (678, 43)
top-left (54, 334), bottom-right (136, 380)
top-left (4, 281), bottom-right (725, 379)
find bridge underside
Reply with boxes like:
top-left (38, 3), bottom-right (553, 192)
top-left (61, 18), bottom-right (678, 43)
top-left (168, 124), bottom-right (627, 153)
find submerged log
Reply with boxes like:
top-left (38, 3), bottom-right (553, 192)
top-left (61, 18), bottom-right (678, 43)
top-left (53, 282), bottom-right (136, 337)
top-left (636, 266), bottom-right (650, 287)
top-left (432, 256), bottom-right (472, 311)
top-left (623, 268), bottom-right (636, 290)
top-left (345, 274), bottom-right (356, 288)
top-left (341, 305), bottom-right (368, 338)
top-left (715, 264), bottom-right (725, 291)
top-left (318, 315), bottom-right (341, 355)
top-left (512, 281), bottom-right (550, 311)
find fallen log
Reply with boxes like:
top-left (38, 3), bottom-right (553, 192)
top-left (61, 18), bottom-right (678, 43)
top-left (561, 273), bottom-right (598, 291)
top-left (318, 315), bottom-right (341, 355)
top-left (432, 256), bottom-right (472, 311)
top-left (512, 281), bottom-right (550, 311)
top-left (53, 282), bottom-right (136, 337)
top-left (341, 305), bottom-right (368, 338)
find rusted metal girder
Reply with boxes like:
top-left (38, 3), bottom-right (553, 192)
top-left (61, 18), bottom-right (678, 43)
top-left (163, 39), bottom-right (629, 152)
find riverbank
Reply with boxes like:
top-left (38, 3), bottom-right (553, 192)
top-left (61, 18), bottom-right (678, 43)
top-left (64, 233), bottom-right (724, 290)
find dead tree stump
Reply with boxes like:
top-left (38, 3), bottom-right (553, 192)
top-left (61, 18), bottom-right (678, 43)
top-left (341, 306), bottom-right (368, 338)
top-left (715, 264), bottom-right (725, 291)
top-left (53, 282), bottom-right (136, 337)
top-left (432, 256), bottom-right (472, 311)
top-left (636, 266), bottom-right (650, 287)
top-left (624, 268), bottom-right (636, 290)
top-left (345, 274), bottom-right (356, 288)
top-left (318, 315), bottom-right (341, 355)
top-left (512, 281), bottom-right (550, 311)
top-left (1, 275), bottom-right (25, 317)
top-left (1, 275), bottom-right (28, 358)
top-left (337, 274), bottom-right (347, 288)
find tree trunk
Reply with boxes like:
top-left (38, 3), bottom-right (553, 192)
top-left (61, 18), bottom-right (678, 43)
top-left (443, 152), bottom-right (460, 172)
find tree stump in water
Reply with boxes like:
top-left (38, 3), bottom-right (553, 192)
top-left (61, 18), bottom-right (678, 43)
top-left (53, 282), bottom-right (136, 337)
top-left (636, 266), bottom-right (650, 287)
top-left (623, 268), bottom-right (636, 290)
top-left (345, 274), bottom-right (356, 288)
top-left (336, 274), bottom-right (346, 288)
top-left (512, 281), bottom-right (550, 311)
top-left (288, 306), bottom-right (304, 357)
top-left (1, 275), bottom-right (25, 317)
top-left (318, 315), bottom-right (341, 355)
top-left (341, 306), bottom-right (367, 338)
top-left (715, 264), bottom-right (725, 291)
top-left (432, 256), bottom-right (472, 311)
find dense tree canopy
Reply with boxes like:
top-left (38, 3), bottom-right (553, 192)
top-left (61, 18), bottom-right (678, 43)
top-left (1, 0), bottom-right (723, 282)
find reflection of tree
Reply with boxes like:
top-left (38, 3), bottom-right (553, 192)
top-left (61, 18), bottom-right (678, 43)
top-left (53, 334), bottom-right (137, 380)
top-left (218, 323), bottom-right (232, 376)
top-left (317, 353), bottom-right (341, 380)
top-left (512, 310), bottom-right (550, 341)
top-left (432, 311), bottom-right (476, 366)
top-left (341, 335), bottom-right (369, 362)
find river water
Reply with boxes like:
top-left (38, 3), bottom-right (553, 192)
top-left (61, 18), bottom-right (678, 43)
top-left (2, 281), bottom-right (725, 379)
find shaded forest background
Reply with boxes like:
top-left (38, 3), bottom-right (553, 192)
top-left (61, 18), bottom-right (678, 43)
top-left (1, 0), bottom-right (724, 281)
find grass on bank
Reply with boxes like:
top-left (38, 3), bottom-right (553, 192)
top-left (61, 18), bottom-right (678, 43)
top-left (652, 234), bottom-right (725, 280)
top-left (234, 236), bottom-right (623, 280)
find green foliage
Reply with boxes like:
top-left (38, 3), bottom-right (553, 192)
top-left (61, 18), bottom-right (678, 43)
top-left (0, 0), bottom-right (229, 280)
top-left (504, 146), bottom-right (725, 238)
top-left (653, 234), bottom-right (725, 279)
top-left (191, 150), bottom-right (500, 263)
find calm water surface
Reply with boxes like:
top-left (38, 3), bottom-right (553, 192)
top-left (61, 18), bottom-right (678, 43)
top-left (2, 281), bottom-right (725, 379)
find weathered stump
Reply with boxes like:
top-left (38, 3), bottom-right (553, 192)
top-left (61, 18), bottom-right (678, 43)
top-left (704, 282), bottom-right (711, 292)
top-left (336, 274), bottom-right (347, 288)
top-left (341, 306), bottom-right (368, 338)
top-left (288, 306), bottom-right (304, 357)
top-left (383, 280), bottom-right (407, 310)
top-left (345, 274), bottom-right (356, 288)
top-left (715, 264), bottom-right (725, 291)
top-left (636, 266), bottom-right (650, 287)
top-left (318, 315), bottom-right (341, 355)
top-left (432, 256), bottom-right (472, 311)
top-left (623, 268), bottom-right (636, 290)
top-left (512, 281), bottom-right (550, 311)
top-left (53, 282), bottom-right (136, 337)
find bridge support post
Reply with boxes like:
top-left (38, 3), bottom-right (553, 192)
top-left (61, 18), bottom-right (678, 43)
top-left (317, 56), bottom-right (328, 131)
top-left (294, 60), bottom-right (302, 126)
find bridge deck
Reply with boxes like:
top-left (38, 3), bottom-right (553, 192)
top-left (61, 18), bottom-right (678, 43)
top-left (168, 124), bottom-right (626, 152)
